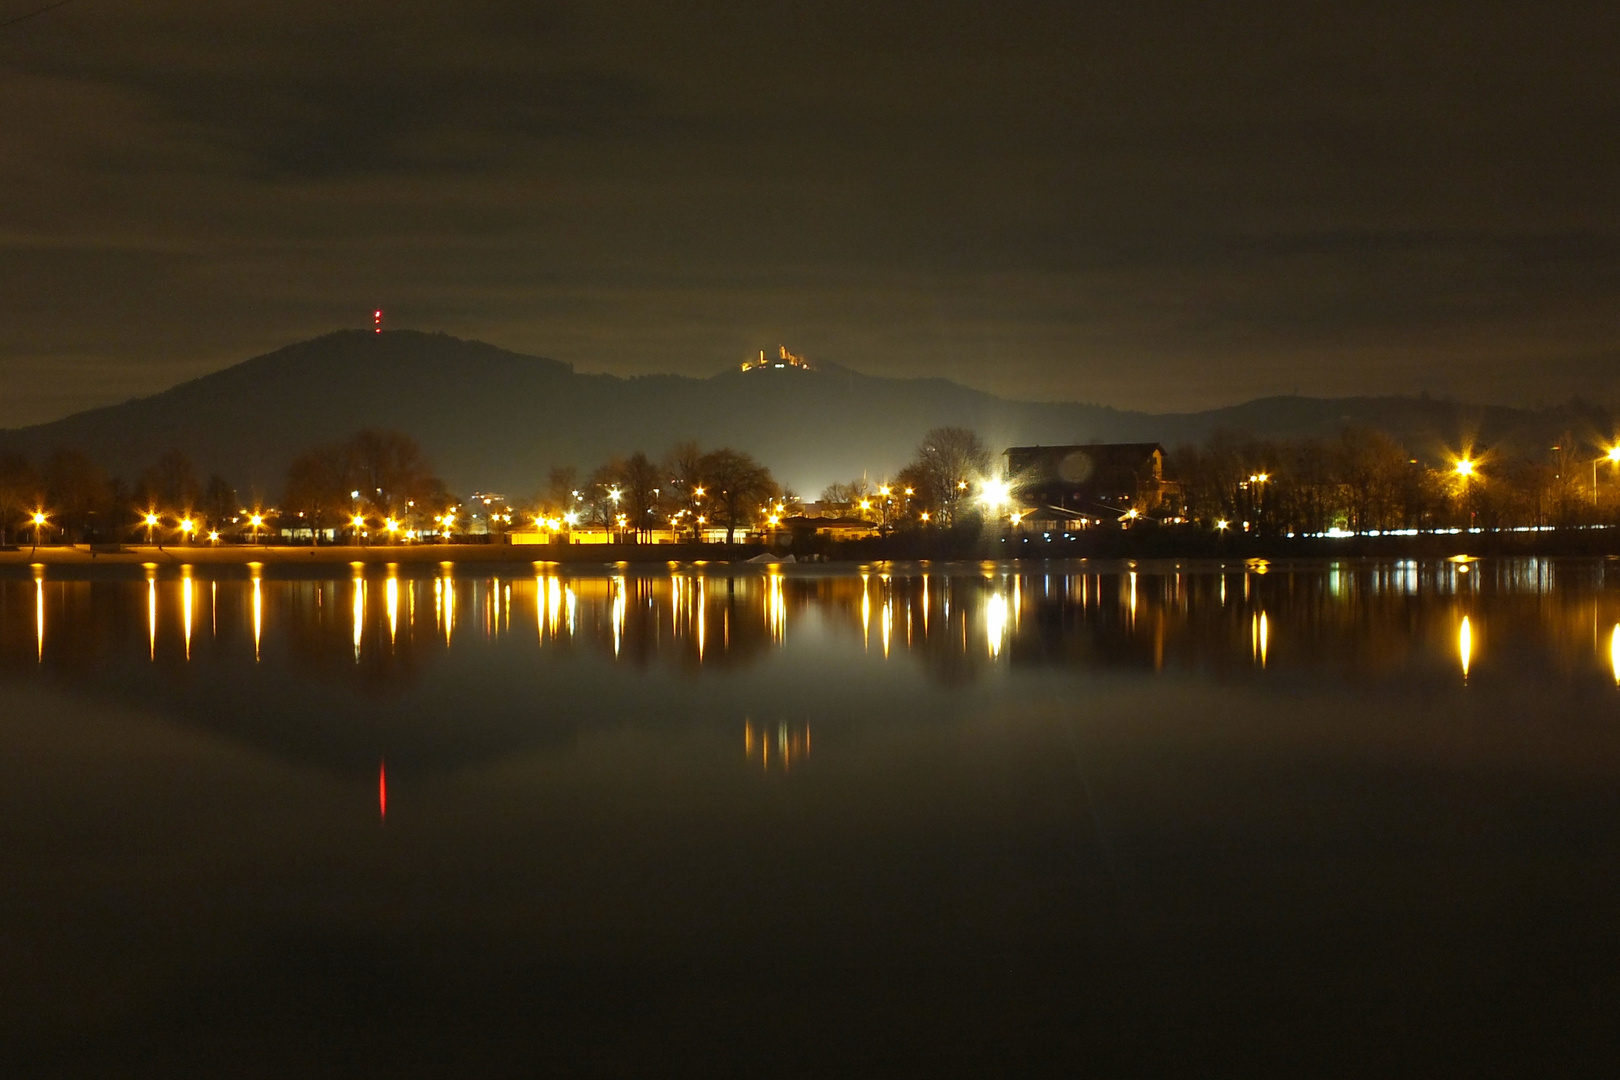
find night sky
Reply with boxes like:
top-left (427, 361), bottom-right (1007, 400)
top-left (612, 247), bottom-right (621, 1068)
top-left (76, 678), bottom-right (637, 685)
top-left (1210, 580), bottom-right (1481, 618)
top-left (2, 1), bottom-right (1617, 428)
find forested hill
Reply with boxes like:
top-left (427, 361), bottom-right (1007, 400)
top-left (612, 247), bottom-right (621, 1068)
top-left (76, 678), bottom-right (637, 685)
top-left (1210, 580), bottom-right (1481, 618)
top-left (0, 330), bottom-right (1608, 496)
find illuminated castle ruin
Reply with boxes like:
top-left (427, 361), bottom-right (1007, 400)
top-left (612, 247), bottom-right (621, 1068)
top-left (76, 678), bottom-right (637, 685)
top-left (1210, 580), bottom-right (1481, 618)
top-left (741, 345), bottom-right (814, 373)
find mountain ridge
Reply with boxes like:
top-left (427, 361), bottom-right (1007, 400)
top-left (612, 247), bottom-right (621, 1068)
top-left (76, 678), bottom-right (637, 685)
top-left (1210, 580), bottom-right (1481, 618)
top-left (0, 330), bottom-right (1608, 497)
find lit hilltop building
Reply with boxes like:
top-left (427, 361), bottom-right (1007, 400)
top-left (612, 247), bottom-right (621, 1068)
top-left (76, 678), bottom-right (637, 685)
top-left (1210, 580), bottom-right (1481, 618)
top-left (741, 345), bottom-right (815, 373)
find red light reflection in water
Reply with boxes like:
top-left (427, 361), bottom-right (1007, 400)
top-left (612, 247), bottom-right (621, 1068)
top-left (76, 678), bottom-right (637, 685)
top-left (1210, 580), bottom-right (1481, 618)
top-left (379, 761), bottom-right (387, 821)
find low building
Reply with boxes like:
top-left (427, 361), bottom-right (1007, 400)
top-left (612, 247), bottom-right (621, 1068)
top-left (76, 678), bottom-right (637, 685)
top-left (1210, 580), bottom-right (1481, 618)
top-left (1004, 443), bottom-right (1179, 525)
top-left (764, 515), bottom-right (880, 544)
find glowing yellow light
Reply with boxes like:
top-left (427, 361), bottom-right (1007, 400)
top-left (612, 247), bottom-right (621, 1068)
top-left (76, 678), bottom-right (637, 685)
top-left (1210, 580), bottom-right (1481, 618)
top-left (693, 486), bottom-right (705, 497)
top-left (1216, 519), bottom-right (1230, 531)
top-left (385, 518), bottom-right (399, 532)
top-left (31, 511), bottom-right (46, 526)
top-left (920, 511), bottom-right (930, 522)
top-left (1125, 508), bottom-right (1139, 519)
top-left (351, 515), bottom-right (365, 529)
top-left (879, 485), bottom-right (890, 496)
top-left (986, 592), bottom-right (1008, 658)
top-left (207, 530), bottom-right (220, 543)
top-left (1459, 616), bottom-right (1473, 680)
top-left (1611, 623), bottom-right (1620, 685)
top-left (859, 500), bottom-right (871, 510)
top-left (143, 513), bottom-right (159, 527)
top-left (248, 513), bottom-right (263, 527)
top-left (180, 518), bottom-right (195, 534)
top-left (1454, 458), bottom-right (1475, 478)
top-left (1609, 446), bottom-right (1620, 463)
top-left (979, 479), bottom-right (1011, 508)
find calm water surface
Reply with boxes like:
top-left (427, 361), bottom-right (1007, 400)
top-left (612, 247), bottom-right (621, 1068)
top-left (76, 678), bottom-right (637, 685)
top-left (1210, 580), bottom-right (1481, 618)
top-left (4, 558), bottom-right (1620, 1077)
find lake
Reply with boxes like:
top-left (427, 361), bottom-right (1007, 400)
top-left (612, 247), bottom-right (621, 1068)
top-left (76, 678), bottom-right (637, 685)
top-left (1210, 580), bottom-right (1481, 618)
top-left (4, 558), bottom-right (1620, 1077)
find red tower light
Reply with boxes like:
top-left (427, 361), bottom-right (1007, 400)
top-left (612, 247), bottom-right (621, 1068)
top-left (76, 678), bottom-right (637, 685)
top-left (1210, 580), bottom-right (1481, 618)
top-left (373, 310), bottom-right (383, 333)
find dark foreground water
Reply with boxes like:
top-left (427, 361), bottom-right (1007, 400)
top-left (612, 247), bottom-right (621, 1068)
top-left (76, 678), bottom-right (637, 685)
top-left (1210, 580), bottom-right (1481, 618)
top-left (4, 558), bottom-right (1620, 1077)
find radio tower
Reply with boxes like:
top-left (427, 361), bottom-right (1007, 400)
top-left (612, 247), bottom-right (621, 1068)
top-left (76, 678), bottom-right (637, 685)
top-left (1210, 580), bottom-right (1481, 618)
top-left (373, 309), bottom-right (383, 334)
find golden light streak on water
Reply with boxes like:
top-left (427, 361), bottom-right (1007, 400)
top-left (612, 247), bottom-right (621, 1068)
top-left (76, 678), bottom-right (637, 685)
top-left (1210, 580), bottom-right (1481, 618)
top-left (386, 573), bottom-right (399, 648)
top-left (861, 572), bottom-right (870, 651)
top-left (1459, 616), bottom-right (1473, 681)
top-left (182, 569), bottom-right (193, 661)
top-left (695, 577), bottom-right (704, 660)
top-left (352, 570), bottom-right (365, 662)
top-left (504, 583), bottom-right (511, 634)
top-left (211, 580), bottom-right (217, 638)
top-left (1610, 623), bottom-right (1619, 686)
top-left (612, 576), bottom-right (626, 656)
top-left (921, 573), bottom-right (929, 633)
top-left (986, 592), bottom-right (1008, 658)
top-left (766, 570), bottom-right (786, 644)
top-left (881, 595), bottom-right (892, 658)
top-left (34, 568), bottom-right (43, 661)
top-left (1250, 611), bottom-right (1268, 667)
top-left (147, 571), bottom-right (157, 661)
top-left (250, 565), bottom-right (262, 662)
top-left (441, 565), bottom-right (455, 645)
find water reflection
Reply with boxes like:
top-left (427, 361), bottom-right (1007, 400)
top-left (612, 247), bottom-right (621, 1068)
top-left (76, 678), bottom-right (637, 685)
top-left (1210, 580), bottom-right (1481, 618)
top-left (251, 567), bottom-right (262, 662)
top-left (1459, 615), bottom-right (1473, 682)
top-left (33, 566), bottom-right (43, 662)
top-left (9, 559), bottom-right (1620, 692)
top-left (744, 718), bottom-right (810, 772)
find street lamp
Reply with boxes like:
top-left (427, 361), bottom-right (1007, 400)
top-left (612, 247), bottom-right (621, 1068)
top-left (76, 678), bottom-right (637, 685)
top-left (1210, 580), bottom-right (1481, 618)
top-left (351, 514), bottom-right (366, 545)
top-left (1594, 446), bottom-right (1620, 506)
top-left (30, 510), bottom-right (47, 552)
top-left (142, 511), bottom-right (159, 547)
top-left (248, 512), bottom-right (265, 544)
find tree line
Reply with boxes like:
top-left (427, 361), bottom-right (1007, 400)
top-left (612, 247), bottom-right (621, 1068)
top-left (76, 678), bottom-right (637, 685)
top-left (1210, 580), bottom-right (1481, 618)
top-left (1171, 427), bottom-right (1620, 534)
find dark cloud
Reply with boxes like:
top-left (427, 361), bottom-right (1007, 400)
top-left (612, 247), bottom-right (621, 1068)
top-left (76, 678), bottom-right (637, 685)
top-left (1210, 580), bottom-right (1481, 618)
top-left (1, 0), bottom-right (1618, 425)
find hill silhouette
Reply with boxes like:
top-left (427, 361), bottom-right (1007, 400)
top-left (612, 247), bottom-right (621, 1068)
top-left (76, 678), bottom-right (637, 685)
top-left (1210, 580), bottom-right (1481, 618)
top-left (0, 330), bottom-right (1609, 497)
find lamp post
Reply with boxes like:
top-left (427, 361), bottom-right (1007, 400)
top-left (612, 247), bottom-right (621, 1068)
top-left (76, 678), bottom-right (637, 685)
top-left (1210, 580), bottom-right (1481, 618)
top-left (30, 510), bottom-right (46, 553)
top-left (248, 512), bottom-right (265, 545)
top-left (143, 512), bottom-right (159, 547)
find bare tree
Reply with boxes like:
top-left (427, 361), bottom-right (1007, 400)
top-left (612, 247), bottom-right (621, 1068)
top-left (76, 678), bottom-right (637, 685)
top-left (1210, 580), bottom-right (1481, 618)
top-left (283, 441), bottom-right (350, 544)
top-left (699, 448), bottom-right (778, 543)
top-left (907, 427), bottom-right (991, 527)
top-left (0, 452), bottom-right (39, 545)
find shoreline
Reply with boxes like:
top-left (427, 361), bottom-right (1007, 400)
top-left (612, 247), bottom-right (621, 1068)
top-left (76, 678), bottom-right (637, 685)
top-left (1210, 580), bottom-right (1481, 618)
top-left (1, 533), bottom-right (1617, 578)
